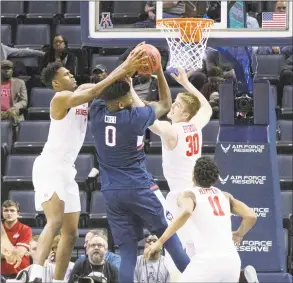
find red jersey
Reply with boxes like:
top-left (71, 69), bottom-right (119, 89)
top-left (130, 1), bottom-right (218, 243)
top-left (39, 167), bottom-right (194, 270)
top-left (1, 81), bottom-right (11, 111)
top-left (1, 221), bottom-right (32, 276)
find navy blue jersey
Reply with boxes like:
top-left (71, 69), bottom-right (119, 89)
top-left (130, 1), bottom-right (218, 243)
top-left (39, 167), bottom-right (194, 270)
top-left (89, 100), bottom-right (157, 190)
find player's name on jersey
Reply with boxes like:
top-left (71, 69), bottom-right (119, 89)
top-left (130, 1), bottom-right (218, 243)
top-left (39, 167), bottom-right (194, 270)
top-left (105, 115), bottom-right (116, 124)
top-left (183, 124), bottom-right (196, 133)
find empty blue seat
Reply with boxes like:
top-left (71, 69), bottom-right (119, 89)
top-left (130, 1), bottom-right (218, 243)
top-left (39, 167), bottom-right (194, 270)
top-left (202, 120), bottom-right (219, 153)
top-left (89, 191), bottom-right (107, 228)
top-left (1, 1), bottom-right (24, 17)
top-left (148, 130), bottom-right (162, 154)
top-left (91, 55), bottom-right (119, 73)
top-left (281, 191), bottom-right (293, 219)
top-left (28, 88), bottom-right (55, 120)
top-left (282, 86), bottom-right (293, 119)
top-left (8, 190), bottom-right (40, 226)
top-left (25, 1), bottom-right (62, 27)
top-left (277, 120), bottom-right (293, 154)
top-left (254, 54), bottom-right (286, 81)
top-left (278, 155), bottom-right (293, 190)
top-left (1, 24), bottom-right (12, 46)
top-left (145, 154), bottom-right (167, 189)
top-left (75, 154), bottom-right (95, 190)
top-left (64, 1), bottom-right (80, 24)
top-left (15, 24), bottom-right (51, 49)
top-left (13, 121), bottom-right (50, 154)
top-left (27, 1), bottom-right (62, 17)
top-left (3, 155), bottom-right (37, 195)
top-left (82, 122), bottom-right (96, 154)
top-left (1, 1), bottom-right (24, 40)
top-left (1, 121), bottom-right (13, 154)
top-left (1, 121), bottom-right (13, 175)
top-left (56, 25), bottom-right (82, 49)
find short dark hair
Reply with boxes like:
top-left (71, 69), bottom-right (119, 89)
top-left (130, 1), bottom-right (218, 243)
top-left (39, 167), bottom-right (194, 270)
top-left (2, 200), bottom-right (20, 213)
top-left (101, 80), bottom-right (130, 101)
top-left (193, 156), bottom-right (219, 187)
top-left (41, 61), bottom-right (63, 88)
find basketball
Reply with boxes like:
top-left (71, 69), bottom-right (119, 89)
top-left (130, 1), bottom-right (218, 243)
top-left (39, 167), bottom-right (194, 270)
top-left (136, 44), bottom-right (161, 75)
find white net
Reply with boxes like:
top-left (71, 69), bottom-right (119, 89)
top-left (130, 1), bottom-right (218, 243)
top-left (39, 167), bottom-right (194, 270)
top-left (157, 19), bottom-right (213, 71)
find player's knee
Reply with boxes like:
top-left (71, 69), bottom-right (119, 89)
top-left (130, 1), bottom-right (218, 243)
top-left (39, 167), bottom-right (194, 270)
top-left (62, 227), bottom-right (78, 244)
top-left (46, 216), bottom-right (63, 232)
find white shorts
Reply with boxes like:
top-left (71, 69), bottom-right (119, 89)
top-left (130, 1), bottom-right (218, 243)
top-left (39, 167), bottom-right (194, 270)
top-left (179, 252), bottom-right (241, 283)
top-left (32, 156), bottom-right (81, 214)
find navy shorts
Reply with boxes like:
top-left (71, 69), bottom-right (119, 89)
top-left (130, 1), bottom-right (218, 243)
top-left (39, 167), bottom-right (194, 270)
top-left (102, 187), bottom-right (169, 246)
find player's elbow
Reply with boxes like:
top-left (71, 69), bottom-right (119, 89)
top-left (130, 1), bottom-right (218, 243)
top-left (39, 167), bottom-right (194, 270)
top-left (182, 209), bottom-right (193, 218)
top-left (245, 212), bottom-right (257, 225)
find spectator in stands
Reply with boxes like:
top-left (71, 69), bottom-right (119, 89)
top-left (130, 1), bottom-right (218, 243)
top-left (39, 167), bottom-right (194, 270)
top-left (29, 235), bottom-right (39, 264)
top-left (39, 34), bottom-right (77, 76)
top-left (188, 71), bottom-right (208, 92)
top-left (163, 1), bottom-right (185, 18)
top-left (19, 235), bottom-right (74, 282)
top-left (201, 67), bottom-right (224, 119)
top-left (134, 234), bottom-right (170, 283)
top-left (90, 64), bottom-right (109, 84)
top-left (1, 43), bottom-right (44, 61)
top-left (76, 230), bottom-right (121, 270)
top-left (203, 48), bottom-right (236, 80)
top-left (1, 60), bottom-right (27, 128)
top-left (280, 54), bottom-right (293, 94)
top-left (1, 200), bottom-right (32, 279)
top-left (69, 234), bottom-right (118, 283)
top-left (203, 1), bottom-right (221, 22)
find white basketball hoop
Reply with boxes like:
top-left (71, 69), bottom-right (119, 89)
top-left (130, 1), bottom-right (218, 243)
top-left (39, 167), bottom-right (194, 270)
top-left (157, 18), bottom-right (214, 71)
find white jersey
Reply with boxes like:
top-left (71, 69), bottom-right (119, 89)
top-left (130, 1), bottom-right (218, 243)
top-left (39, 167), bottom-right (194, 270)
top-left (162, 122), bottom-right (202, 191)
top-left (41, 100), bottom-right (88, 165)
top-left (190, 186), bottom-right (237, 255)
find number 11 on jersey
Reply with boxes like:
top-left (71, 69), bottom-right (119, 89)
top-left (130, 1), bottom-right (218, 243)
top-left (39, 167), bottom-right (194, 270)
top-left (208, 196), bottom-right (225, 216)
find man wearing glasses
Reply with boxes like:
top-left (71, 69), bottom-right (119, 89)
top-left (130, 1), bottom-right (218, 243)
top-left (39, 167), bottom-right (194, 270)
top-left (68, 235), bottom-right (118, 283)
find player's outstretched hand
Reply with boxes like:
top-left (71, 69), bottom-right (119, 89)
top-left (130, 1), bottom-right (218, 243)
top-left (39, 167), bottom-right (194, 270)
top-left (232, 231), bottom-right (243, 247)
top-left (144, 241), bottom-right (163, 260)
top-left (124, 46), bottom-right (149, 75)
top-left (170, 66), bottom-right (189, 85)
top-left (4, 248), bottom-right (22, 268)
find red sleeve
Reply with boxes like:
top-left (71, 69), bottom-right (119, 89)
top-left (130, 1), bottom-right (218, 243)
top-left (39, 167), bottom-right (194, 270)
top-left (16, 224), bottom-right (32, 251)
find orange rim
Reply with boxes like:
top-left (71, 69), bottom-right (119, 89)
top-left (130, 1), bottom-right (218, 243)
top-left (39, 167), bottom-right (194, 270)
top-left (156, 18), bottom-right (214, 43)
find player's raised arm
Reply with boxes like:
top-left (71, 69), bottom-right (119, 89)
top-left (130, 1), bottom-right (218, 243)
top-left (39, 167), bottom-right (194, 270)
top-left (148, 66), bottom-right (172, 119)
top-left (144, 191), bottom-right (196, 259)
top-left (224, 192), bottom-right (257, 246)
top-left (172, 67), bottom-right (213, 129)
top-left (49, 49), bottom-right (148, 115)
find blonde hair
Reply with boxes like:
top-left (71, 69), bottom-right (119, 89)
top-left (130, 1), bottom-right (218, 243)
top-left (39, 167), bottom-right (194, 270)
top-left (178, 92), bottom-right (201, 119)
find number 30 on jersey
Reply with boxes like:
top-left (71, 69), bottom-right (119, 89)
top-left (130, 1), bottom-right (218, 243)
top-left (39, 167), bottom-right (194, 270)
top-left (186, 133), bottom-right (199, 156)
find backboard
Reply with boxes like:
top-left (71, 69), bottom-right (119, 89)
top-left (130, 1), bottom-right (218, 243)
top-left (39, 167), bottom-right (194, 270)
top-left (81, 1), bottom-right (293, 47)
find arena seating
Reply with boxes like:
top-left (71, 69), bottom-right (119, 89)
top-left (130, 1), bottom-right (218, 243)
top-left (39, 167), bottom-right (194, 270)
top-left (1, 0), bottom-right (292, 275)
top-left (1, 24), bottom-right (12, 46)
top-left (15, 24), bottom-right (51, 49)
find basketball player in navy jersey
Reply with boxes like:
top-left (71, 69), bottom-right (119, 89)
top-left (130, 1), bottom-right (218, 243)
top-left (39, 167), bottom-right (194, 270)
top-left (89, 61), bottom-right (190, 282)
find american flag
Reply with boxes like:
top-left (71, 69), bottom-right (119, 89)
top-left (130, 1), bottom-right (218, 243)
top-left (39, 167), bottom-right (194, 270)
top-left (262, 12), bottom-right (287, 28)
